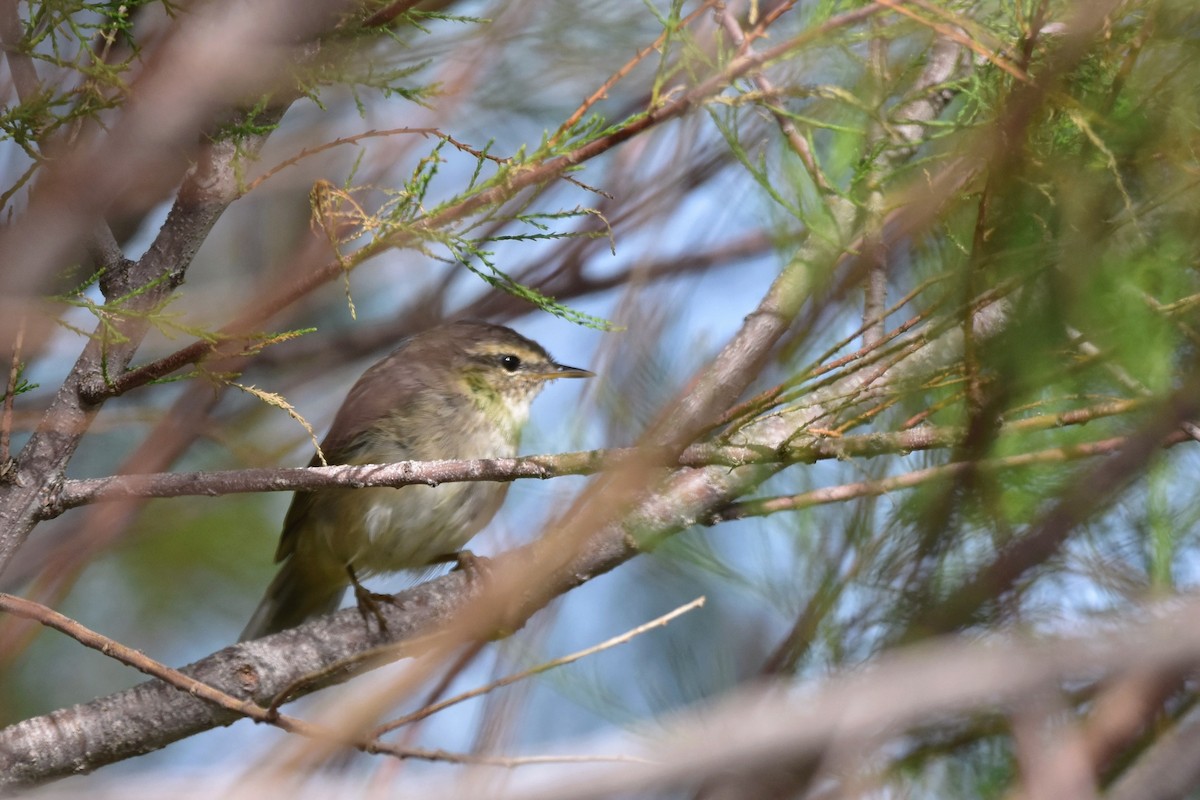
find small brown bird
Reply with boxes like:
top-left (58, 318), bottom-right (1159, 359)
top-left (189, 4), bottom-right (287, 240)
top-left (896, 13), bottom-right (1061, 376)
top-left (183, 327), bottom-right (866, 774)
top-left (240, 321), bottom-right (592, 640)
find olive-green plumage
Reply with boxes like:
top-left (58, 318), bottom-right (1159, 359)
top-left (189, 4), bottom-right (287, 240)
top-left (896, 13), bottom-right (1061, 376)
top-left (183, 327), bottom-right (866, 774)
top-left (240, 321), bottom-right (591, 640)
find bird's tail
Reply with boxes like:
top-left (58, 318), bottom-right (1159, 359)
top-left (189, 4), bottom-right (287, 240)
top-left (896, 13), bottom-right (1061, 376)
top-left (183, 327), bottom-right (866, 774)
top-left (239, 558), bottom-right (345, 642)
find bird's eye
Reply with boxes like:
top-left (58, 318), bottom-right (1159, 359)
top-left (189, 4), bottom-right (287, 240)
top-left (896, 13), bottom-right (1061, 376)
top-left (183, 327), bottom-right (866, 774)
top-left (499, 354), bottom-right (521, 372)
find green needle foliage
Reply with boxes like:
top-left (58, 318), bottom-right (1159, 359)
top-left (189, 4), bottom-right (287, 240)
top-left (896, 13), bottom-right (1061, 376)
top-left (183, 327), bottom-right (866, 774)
top-left (5, 1), bottom-right (1200, 796)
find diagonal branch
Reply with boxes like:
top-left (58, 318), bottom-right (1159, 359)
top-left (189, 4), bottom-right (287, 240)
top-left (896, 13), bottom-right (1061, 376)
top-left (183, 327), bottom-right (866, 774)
top-left (0, 241), bottom-right (1014, 788)
top-left (0, 119), bottom-right (283, 580)
top-left (90, 3), bottom-right (890, 401)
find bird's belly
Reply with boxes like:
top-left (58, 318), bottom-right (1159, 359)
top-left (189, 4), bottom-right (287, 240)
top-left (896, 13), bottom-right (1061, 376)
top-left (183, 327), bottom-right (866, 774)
top-left (313, 480), bottom-right (506, 574)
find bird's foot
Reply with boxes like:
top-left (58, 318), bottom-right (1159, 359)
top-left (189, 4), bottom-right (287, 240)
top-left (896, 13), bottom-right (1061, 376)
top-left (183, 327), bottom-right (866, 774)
top-left (434, 549), bottom-right (492, 580)
top-left (453, 549), bottom-right (491, 576)
top-left (352, 582), bottom-right (397, 633)
top-left (346, 565), bottom-right (395, 634)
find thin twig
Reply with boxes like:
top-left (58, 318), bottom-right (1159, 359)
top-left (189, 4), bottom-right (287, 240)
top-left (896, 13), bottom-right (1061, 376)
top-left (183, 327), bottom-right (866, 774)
top-left (91, 4), bottom-right (888, 402)
top-left (244, 127), bottom-right (609, 198)
top-left (242, 127), bottom-right (443, 194)
top-left (373, 596), bottom-right (706, 736)
top-left (1, 319), bottom-right (25, 466)
top-left (0, 593), bottom-right (274, 722)
top-left (363, 741), bottom-right (652, 767)
top-left (400, 639), bottom-right (488, 733)
top-left (0, 592), bottom-right (643, 769)
top-left (548, 0), bottom-right (718, 148)
top-left (874, 0), bottom-right (1032, 83)
top-left (711, 431), bottom-right (1191, 522)
top-left (1067, 324), bottom-right (1200, 444)
top-left (717, 5), bottom-right (831, 190)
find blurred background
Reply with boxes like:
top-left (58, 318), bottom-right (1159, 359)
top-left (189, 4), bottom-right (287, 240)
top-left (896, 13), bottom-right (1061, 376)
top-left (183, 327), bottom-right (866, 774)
top-left (3, 0), bottom-right (1200, 797)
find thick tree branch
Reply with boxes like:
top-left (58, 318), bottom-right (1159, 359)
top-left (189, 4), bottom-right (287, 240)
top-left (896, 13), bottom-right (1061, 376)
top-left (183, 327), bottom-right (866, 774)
top-left (0, 93), bottom-right (1006, 786)
top-left (1, 5), bottom-right (1165, 793)
top-left (0, 234), bottom-right (1021, 789)
top-left (0, 568), bottom-right (485, 788)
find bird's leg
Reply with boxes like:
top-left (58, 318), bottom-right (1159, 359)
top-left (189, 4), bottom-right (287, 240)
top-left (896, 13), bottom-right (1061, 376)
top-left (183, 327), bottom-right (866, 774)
top-left (346, 564), bottom-right (395, 633)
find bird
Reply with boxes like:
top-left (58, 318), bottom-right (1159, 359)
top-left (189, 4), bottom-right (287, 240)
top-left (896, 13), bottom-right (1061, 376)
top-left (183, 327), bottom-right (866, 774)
top-left (240, 320), bottom-right (592, 640)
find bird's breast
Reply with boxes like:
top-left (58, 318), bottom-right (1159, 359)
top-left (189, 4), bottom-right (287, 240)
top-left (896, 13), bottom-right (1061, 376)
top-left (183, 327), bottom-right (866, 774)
top-left (307, 413), bottom-right (520, 573)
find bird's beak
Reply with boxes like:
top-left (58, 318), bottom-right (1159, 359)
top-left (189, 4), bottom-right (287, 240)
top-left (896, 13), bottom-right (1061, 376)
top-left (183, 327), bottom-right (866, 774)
top-left (545, 362), bottom-right (594, 380)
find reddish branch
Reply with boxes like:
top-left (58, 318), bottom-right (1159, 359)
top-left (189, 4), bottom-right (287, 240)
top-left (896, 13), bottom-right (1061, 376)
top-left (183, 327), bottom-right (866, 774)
top-left (92, 4), bottom-right (888, 402)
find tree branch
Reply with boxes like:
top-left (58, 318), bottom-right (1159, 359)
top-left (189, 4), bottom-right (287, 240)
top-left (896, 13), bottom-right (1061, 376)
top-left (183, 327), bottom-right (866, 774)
top-left (0, 119), bottom-right (282, 580)
top-left (43, 395), bottom-right (1149, 515)
top-left (86, 4), bottom-right (889, 401)
top-left (0, 281), bottom-right (1010, 788)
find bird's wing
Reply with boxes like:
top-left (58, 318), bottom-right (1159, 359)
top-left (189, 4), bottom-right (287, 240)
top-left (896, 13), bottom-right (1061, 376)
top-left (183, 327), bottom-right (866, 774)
top-left (274, 347), bottom-right (428, 563)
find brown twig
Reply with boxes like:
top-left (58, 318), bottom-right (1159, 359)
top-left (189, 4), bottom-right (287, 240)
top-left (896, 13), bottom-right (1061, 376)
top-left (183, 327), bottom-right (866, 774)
top-left (717, 4), bottom-right (831, 191)
top-left (0, 319), bottom-right (25, 467)
top-left (0, 592), bottom-right (272, 722)
top-left (548, 0), bottom-right (719, 148)
top-left (875, 0), bottom-right (1032, 83)
top-left (93, 3), bottom-right (888, 402)
top-left (361, 742), bottom-right (651, 767)
top-left (711, 432), bottom-right (1190, 522)
top-left (361, 0), bottom-right (424, 29)
top-left (242, 127), bottom-right (443, 194)
top-left (373, 596), bottom-right (705, 736)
